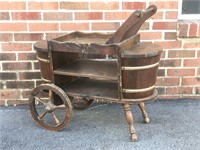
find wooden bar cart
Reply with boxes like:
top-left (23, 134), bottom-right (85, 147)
top-left (29, 5), bottom-right (163, 142)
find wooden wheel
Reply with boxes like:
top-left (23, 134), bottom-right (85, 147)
top-left (29, 84), bottom-right (72, 131)
top-left (71, 97), bottom-right (94, 110)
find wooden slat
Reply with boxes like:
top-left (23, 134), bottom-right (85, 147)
top-left (53, 59), bottom-right (118, 80)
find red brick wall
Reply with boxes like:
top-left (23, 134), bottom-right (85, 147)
top-left (0, 0), bottom-right (200, 106)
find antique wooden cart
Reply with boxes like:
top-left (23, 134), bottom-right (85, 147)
top-left (29, 5), bottom-right (162, 142)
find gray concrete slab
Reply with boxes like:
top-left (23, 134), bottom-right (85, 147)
top-left (0, 99), bottom-right (200, 150)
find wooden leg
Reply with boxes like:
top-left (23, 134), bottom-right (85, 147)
top-left (122, 104), bottom-right (138, 142)
top-left (138, 103), bottom-right (150, 124)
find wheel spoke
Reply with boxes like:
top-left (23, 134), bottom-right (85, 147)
top-left (54, 104), bottom-right (66, 109)
top-left (38, 110), bottom-right (48, 120)
top-left (35, 96), bottom-right (46, 105)
top-left (49, 90), bottom-right (53, 102)
top-left (51, 112), bottom-right (60, 125)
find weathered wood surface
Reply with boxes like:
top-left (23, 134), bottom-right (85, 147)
top-left (54, 59), bottom-right (118, 80)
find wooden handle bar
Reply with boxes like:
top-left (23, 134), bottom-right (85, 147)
top-left (106, 5), bottom-right (157, 44)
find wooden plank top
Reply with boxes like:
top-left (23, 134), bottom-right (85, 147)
top-left (33, 40), bottom-right (48, 52)
top-left (121, 42), bottom-right (163, 58)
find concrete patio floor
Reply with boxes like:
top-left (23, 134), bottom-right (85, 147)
top-left (0, 99), bottom-right (200, 150)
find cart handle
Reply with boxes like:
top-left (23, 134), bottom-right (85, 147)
top-left (106, 5), bottom-right (157, 44)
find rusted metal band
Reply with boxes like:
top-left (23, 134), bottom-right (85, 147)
top-left (41, 76), bottom-right (52, 83)
top-left (121, 62), bottom-right (159, 71)
top-left (36, 56), bottom-right (50, 63)
top-left (123, 85), bottom-right (155, 93)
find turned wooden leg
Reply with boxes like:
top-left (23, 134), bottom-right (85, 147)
top-left (138, 103), bottom-right (150, 124)
top-left (122, 104), bottom-right (138, 142)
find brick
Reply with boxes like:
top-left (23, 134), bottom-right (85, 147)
top-left (0, 23), bottom-right (27, 31)
top-left (194, 87), bottom-right (200, 94)
top-left (159, 59), bottom-right (181, 67)
top-left (181, 95), bottom-right (200, 99)
top-left (0, 2), bottom-right (26, 10)
top-left (0, 90), bottom-right (20, 100)
top-left (157, 69), bottom-right (165, 76)
top-left (151, 11), bottom-right (164, 20)
top-left (60, 2), bottom-right (88, 10)
top-left (105, 12), bottom-right (131, 20)
top-left (45, 33), bottom-right (66, 40)
top-left (18, 52), bottom-right (36, 60)
top-left (168, 50), bottom-right (195, 58)
top-left (166, 87), bottom-right (193, 94)
top-left (155, 41), bottom-right (182, 49)
top-left (0, 33), bottom-right (13, 41)
top-left (153, 22), bottom-right (177, 30)
top-left (189, 23), bottom-right (197, 37)
top-left (0, 82), bottom-right (4, 89)
top-left (156, 87), bottom-right (165, 95)
top-left (0, 12), bottom-right (10, 20)
top-left (14, 33), bottom-right (43, 41)
top-left (198, 51), bottom-right (200, 58)
top-left (182, 77), bottom-right (200, 86)
top-left (0, 100), bottom-right (5, 106)
top-left (90, 2), bottom-right (119, 10)
top-left (2, 62), bottom-right (32, 70)
top-left (165, 32), bottom-right (177, 40)
top-left (122, 2), bottom-right (146, 9)
top-left (6, 100), bottom-right (29, 106)
top-left (0, 53), bottom-right (16, 61)
top-left (22, 90), bottom-right (32, 99)
top-left (19, 72), bottom-right (40, 80)
top-left (60, 23), bottom-right (89, 31)
top-left (29, 2), bottom-right (58, 10)
top-left (75, 12), bottom-right (103, 20)
top-left (92, 22), bottom-right (120, 30)
top-left (184, 59), bottom-right (200, 67)
top-left (36, 80), bottom-right (43, 86)
top-left (140, 32), bottom-right (162, 40)
top-left (29, 23), bottom-right (58, 31)
top-left (183, 41), bottom-right (200, 49)
top-left (165, 11), bottom-right (178, 19)
top-left (140, 22), bottom-right (149, 30)
top-left (34, 62), bottom-right (40, 70)
top-left (197, 68), bottom-right (200, 76)
top-left (167, 69), bottom-right (195, 76)
top-left (157, 95), bottom-right (181, 99)
top-left (157, 77), bottom-right (180, 86)
top-left (1, 43), bottom-right (32, 51)
top-left (178, 23), bottom-right (188, 37)
top-left (12, 12), bottom-right (41, 20)
top-left (150, 1), bottom-right (178, 9)
top-left (6, 81), bottom-right (34, 89)
top-left (43, 12), bottom-right (72, 21)
top-left (0, 72), bottom-right (17, 80)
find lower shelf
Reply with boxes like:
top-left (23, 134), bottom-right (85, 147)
top-left (62, 78), bottom-right (158, 103)
top-left (62, 78), bottom-right (118, 100)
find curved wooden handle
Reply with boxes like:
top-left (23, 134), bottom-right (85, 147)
top-left (106, 5), bottom-right (157, 44)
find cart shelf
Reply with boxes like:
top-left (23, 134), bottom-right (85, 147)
top-left (62, 78), bottom-right (118, 100)
top-left (53, 59), bottom-right (118, 80)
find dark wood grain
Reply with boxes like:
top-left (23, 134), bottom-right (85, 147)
top-left (62, 78), bottom-right (118, 100)
top-left (121, 42), bottom-right (162, 58)
top-left (53, 59), bottom-right (118, 80)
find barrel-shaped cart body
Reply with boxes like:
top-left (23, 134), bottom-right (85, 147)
top-left (121, 42), bottom-right (162, 99)
top-left (34, 40), bottom-right (52, 83)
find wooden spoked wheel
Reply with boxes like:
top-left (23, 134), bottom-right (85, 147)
top-left (29, 84), bottom-right (72, 131)
top-left (71, 97), bottom-right (94, 110)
